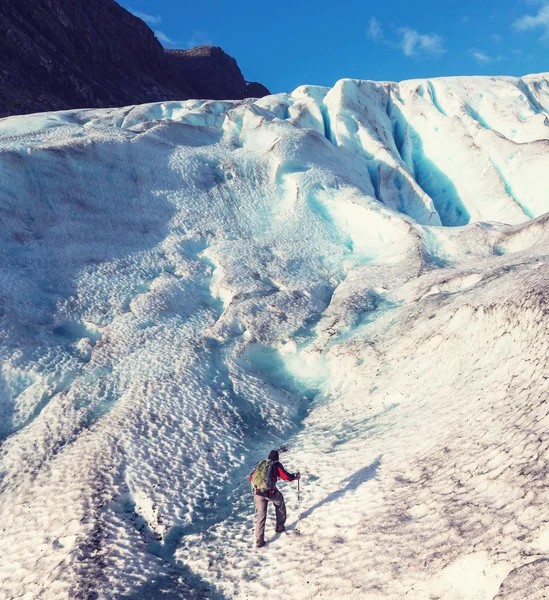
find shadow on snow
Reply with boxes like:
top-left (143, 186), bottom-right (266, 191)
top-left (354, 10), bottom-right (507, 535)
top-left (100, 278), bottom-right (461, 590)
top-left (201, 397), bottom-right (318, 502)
top-left (299, 456), bottom-right (382, 522)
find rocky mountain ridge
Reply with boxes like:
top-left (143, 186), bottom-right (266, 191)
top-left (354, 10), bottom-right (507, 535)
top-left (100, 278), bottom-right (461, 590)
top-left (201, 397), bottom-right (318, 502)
top-left (0, 0), bottom-right (269, 118)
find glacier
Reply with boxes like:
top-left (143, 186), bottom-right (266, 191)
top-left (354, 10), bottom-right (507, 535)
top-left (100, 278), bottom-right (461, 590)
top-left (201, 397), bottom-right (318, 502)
top-left (1, 73), bottom-right (549, 599)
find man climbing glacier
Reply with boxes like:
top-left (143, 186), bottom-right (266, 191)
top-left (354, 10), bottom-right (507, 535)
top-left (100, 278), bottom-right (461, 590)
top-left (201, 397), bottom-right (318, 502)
top-left (250, 449), bottom-right (301, 548)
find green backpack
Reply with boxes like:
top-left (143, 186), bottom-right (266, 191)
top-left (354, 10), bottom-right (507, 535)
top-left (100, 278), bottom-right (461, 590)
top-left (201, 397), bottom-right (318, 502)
top-left (251, 459), bottom-right (276, 491)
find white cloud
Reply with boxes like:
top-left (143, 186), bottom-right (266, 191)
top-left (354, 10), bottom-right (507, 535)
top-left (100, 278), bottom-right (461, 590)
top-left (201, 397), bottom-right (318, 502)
top-left (469, 49), bottom-right (506, 63)
top-left (491, 33), bottom-right (503, 42)
top-left (470, 50), bottom-right (491, 63)
top-left (155, 31), bottom-right (177, 46)
top-left (399, 28), bottom-right (445, 58)
top-left (367, 17), bottom-right (383, 41)
top-left (185, 30), bottom-right (213, 48)
top-left (513, 5), bottom-right (549, 42)
top-left (364, 19), bottom-right (444, 59)
top-left (129, 8), bottom-right (161, 25)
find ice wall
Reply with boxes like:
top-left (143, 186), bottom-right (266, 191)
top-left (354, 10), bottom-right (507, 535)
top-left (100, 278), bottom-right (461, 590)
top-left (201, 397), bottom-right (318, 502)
top-left (1, 73), bottom-right (549, 599)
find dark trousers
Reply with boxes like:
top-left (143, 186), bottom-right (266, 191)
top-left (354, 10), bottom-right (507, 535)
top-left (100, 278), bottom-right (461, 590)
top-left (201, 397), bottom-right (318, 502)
top-left (255, 489), bottom-right (286, 542)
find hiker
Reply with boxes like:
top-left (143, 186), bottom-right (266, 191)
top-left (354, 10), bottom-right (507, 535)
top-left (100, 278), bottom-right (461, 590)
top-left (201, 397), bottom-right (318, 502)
top-left (250, 449), bottom-right (300, 547)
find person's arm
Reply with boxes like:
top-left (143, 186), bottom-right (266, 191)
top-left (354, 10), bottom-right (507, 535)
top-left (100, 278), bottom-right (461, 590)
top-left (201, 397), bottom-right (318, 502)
top-left (277, 463), bottom-right (300, 481)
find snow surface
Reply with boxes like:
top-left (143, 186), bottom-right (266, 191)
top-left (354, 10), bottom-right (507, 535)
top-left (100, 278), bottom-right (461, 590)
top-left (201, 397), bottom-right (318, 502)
top-left (1, 73), bottom-right (549, 599)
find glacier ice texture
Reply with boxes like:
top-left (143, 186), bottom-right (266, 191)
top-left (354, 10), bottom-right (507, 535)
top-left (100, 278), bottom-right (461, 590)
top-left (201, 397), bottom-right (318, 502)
top-left (1, 73), bottom-right (549, 599)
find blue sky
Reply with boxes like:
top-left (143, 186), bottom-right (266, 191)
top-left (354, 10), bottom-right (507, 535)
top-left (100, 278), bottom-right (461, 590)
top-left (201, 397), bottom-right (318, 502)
top-left (124, 0), bottom-right (549, 93)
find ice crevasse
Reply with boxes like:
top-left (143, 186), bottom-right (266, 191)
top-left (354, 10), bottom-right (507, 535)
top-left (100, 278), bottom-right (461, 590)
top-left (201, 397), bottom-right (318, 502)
top-left (1, 74), bottom-right (549, 599)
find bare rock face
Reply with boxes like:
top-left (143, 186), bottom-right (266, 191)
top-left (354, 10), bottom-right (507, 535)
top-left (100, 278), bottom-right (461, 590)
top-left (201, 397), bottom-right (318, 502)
top-left (166, 46), bottom-right (270, 101)
top-left (0, 0), bottom-right (270, 118)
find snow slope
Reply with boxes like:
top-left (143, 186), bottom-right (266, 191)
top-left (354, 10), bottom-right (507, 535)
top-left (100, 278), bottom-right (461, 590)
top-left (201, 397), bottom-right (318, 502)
top-left (1, 73), bottom-right (549, 599)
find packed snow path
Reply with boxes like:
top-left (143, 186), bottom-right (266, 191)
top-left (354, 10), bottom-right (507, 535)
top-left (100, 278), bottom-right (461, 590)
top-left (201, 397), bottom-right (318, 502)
top-left (1, 74), bottom-right (549, 599)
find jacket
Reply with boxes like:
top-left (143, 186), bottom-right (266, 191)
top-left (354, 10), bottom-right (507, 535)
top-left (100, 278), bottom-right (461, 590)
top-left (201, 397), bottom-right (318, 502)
top-left (249, 461), bottom-right (296, 495)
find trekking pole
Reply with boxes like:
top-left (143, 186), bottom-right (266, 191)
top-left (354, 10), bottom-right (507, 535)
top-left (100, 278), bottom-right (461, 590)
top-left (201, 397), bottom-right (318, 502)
top-left (296, 477), bottom-right (301, 534)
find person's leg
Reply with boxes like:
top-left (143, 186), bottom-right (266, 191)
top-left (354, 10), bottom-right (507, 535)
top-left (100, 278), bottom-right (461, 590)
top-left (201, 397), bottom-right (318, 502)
top-left (271, 490), bottom-right (287, 531)
top-left (255, 494), bottom-right (268, 544)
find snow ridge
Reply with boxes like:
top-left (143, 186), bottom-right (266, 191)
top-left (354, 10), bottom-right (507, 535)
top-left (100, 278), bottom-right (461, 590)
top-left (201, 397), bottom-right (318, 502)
top-left (1, 73), bottom-right (549, 599)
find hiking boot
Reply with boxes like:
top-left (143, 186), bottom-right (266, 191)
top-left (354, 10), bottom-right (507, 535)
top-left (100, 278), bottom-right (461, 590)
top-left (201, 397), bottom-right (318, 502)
top-left (256, 538), bottom-right (265, 548)
top-left (275, 525), bottom-right (285, 533)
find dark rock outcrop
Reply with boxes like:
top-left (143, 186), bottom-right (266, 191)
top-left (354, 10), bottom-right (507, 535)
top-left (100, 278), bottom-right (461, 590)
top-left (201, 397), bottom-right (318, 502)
top-left (166, 46), bottom-right (270, 101)
top-left (0, 0), bottom-right (269, 118)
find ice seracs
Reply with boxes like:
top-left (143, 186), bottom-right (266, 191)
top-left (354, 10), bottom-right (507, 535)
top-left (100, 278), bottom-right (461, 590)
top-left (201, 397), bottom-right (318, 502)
top-left (1, 73), bottom-right (549, 599)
